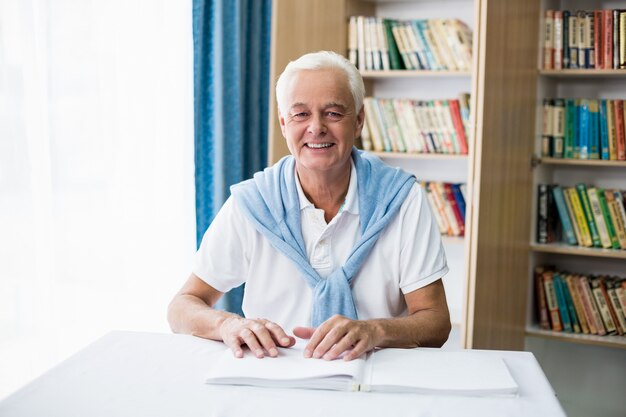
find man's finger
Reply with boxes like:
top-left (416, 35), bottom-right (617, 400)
top-left (322, 332), bottom-right (357, 361)
top-left (265, 322), bottom-right (296, 347)
top-left (249, 323), bottom-right (280, 357)
top-left (240, 328), bottom-right (265, 358)
top-left (310, 325), bottom-right (347, 359)
top-left (223, 335), bottom-right (244, 358)
top-left (292, 326), bottom-right (315, 340)
top-left (343, 339), bottom-right (369, 361)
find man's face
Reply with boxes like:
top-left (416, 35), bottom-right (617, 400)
top-left (279, 68), bottom-right (364, 175)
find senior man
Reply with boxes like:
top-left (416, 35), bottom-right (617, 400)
top-left (168, 51), bottom-right (451, 361)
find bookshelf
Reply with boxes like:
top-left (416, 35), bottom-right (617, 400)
top-left (268, 0), bottom-right (539, 352)
top-left (528, 1), bottom-right (626, 415)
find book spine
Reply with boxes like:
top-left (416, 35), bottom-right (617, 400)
top-left (552, 99), bottom-right (565, 158)
top-left (349, 16), bottom-right (358, 67)
top-left (606, 189), bottom-right (626, 248)
top-left (594, 10), bottom-right (603, 69)
top-left (554, 11), bottom-right (564, 69)
top-left (579, 99), bottom-right (590, 159)
top-left (537, 184), bottom-right (549, 243)
top-left (607, 99), bottom-right (617, 160)
top-left (579, 275), bottom-right (606, 335)
top-left (566, 274), bottom-right (590, 334)
top-left (600, 278), bottom-right (624, 335)
top-left (443, 183), bottom-right (465, 236)
top-left (563, 10), bottom-right (570, 68)
top-left (383, 19), bottom-right (403, 70)
top-left (560, 274), bottom-right (582, 333)
top-left (585, 11), bottom-right (595, 68)
top-left (621, 11), bottom-right (626, 68)
top-left (589, 99), bottom-right (600, 159)
top-left (563, 187), bottom-right (584, 245)
top-left (535, 267), bottom-right (551, 330)
top-left (543, 271), bottom-right (563, 331)
top-left (567, 187), bottom-right (593, 246)
top-left (577, 10), bottom-right (587, 68)
top-left (587, 186), bottom-right (612, 248)
top-left (576, 183), bottom-right (602, 247)
top-left (544, 10), bottom-right (555, 69)
top-left (597, 188), bottom-right (621, 249)
top-left (569, 14), bottom-right (579, 68)
top-left (553, 273), bottom-right (573, 332)
top-left (607, 280), bottom-right (626, 334)
top-left (450, 183), bottom-right (466, 221)
top-left (552, 185), bottom-right (578, 245)
top-left (599, 99), bottom-right (610, 160)
top-left (604, 10), bottom-right (613, 69)
top-left (542, 99), bottom-right (554, 157)
top-left (448, 100), bottom-right (469, 154)
top-left (591, 277), bottom-right (617, 334)
top-left (615, 100), bottom-right (626, 160)
top-left (564, 98), bottom-right (575, 158)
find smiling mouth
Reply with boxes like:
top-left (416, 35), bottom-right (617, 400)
top-left (306, 143), bottom-right (334, 149)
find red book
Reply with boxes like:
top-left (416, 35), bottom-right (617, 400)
top-left (448, 100), bottom-right (468, 154)
top-left (614, 100), bottom-right (626, 160)
top-left (594, 10), bottom-right (603, 69)
top-left (443, 183), bottom-right (465, 236)
top-left (603, 10), bottom-right (613, 69)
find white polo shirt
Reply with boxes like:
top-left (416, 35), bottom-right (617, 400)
top-left (194, 161), bottom-right (448, 330)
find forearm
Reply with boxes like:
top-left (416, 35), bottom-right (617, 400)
top-left (167, 294), bottom-right (240, 341)
top-left (369, 307), bottom-right (451, 349)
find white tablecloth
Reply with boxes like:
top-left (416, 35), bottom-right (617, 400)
top-left (0, 331), bottom-right (566, 417)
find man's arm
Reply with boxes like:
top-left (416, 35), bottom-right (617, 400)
top-left (293, 279), bottom-right (451, 361)
top-left (168, 273), bottom-right (295, 357)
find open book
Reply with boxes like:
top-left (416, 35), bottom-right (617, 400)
top-left (205, 345), bottom-right (518, 396)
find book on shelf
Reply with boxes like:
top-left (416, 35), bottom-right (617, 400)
top-left (361, 95), bottom-right (470, 155)
top-left (421, 181), bottom-right (466, 237)
top-left (205, 344), bottom-right (518, 396)
top-left (349, 16), bottom-right (472, 72)
top-left (536, 183), bottom-right (626, 250)
top-left (543, 8), bottom-right (626, 70)
top-left (534, 267), bottom-right (626, 337)
top-left (541, 98), bottom-right (626, 161)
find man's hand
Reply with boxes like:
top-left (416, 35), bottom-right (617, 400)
top-left (219, 317), bottom-right (296, 358)
top-left (293, 315), bottom-right (381, 361)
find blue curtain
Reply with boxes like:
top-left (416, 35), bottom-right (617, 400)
top-left (193, 0), bottom-right (272, 315)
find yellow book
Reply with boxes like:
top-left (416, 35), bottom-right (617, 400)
top-left (606, 189), bottom-right (626, 248)
top-left (566, 187), bottom-right (593, 247)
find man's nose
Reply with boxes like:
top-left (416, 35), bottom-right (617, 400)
top-left (307, 113), bottom-right (327, 137)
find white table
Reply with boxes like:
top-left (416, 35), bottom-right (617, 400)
top-left (0, 331), bottom-right (566, 417)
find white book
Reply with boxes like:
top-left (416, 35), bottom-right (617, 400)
top-left (206, 345), bottom-right (519, 396)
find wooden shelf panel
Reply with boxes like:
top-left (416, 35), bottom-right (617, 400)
top-left (526, 326), bottom-right (626, 349)
top-left (530, 243), bottom-right (626, 259)
top-left (539, 69), bottom-right (626, 77)
top-left (361, 70), bottom-right (471, 79)
top-left (370, 151), bottom-right (469, 160)
top-left (539, 157), bottom-right (626, 168)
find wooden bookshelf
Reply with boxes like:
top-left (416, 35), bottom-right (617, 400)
top-left (526, 326), bottom-right (626, 349)
top-left (530, 243), bottom-right (626, 259)
top-left (538, 157), bottom-right (626, 167)
top-left (371, 151), bottom-right (468, 160)
top-left (360, 70), bottom-right (472, 79)
top-left (539, 69), bottom-right (626, 77)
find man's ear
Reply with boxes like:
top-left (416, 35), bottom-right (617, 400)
top-left (354, 106), bottom-right (365, 137)
top-left (279, 108), bottom-right (287, 138)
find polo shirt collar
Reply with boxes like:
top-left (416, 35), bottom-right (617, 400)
top-left (294, 159), bottom-right (359, 214)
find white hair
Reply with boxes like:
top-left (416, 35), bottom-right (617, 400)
top-left (275, 51), bottom-right (365, 117)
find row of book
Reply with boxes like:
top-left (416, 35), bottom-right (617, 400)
top-left (541, 98), bottom-right (626, 160)
top-left (534, 267), bottom-right (626, 336)
top-left (348, 16), bottom-right (473, 71)
top-left (419, 182), bottom-right (466, 237)
top-left (542, 9), bottom-right (626, 70)
top-left (537, 184), bottom-right (626, 250)
top-left (361, 95), bottom-right (470, 154)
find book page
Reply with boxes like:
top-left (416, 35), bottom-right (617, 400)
top-left (366, 348), bottom-right (518, 396)
top-left (206, 343), bottom-right (366, 391)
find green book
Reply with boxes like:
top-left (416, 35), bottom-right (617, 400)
top-left (383, 19), bottom-right (404, 70)
top-left (564, 99), bottom-right (576, 158)
top-left (597, 188), bottom-right (621, 249)
top-left (576, 183), bottom-right (602, 247)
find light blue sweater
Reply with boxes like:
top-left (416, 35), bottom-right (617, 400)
top-left (231, 147), bottom-right (415, 327)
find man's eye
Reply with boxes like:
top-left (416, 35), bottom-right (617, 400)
top-left (292, 112), bottom-right (308, 120)
top-left (326, 112), bottom-right (342, 119)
